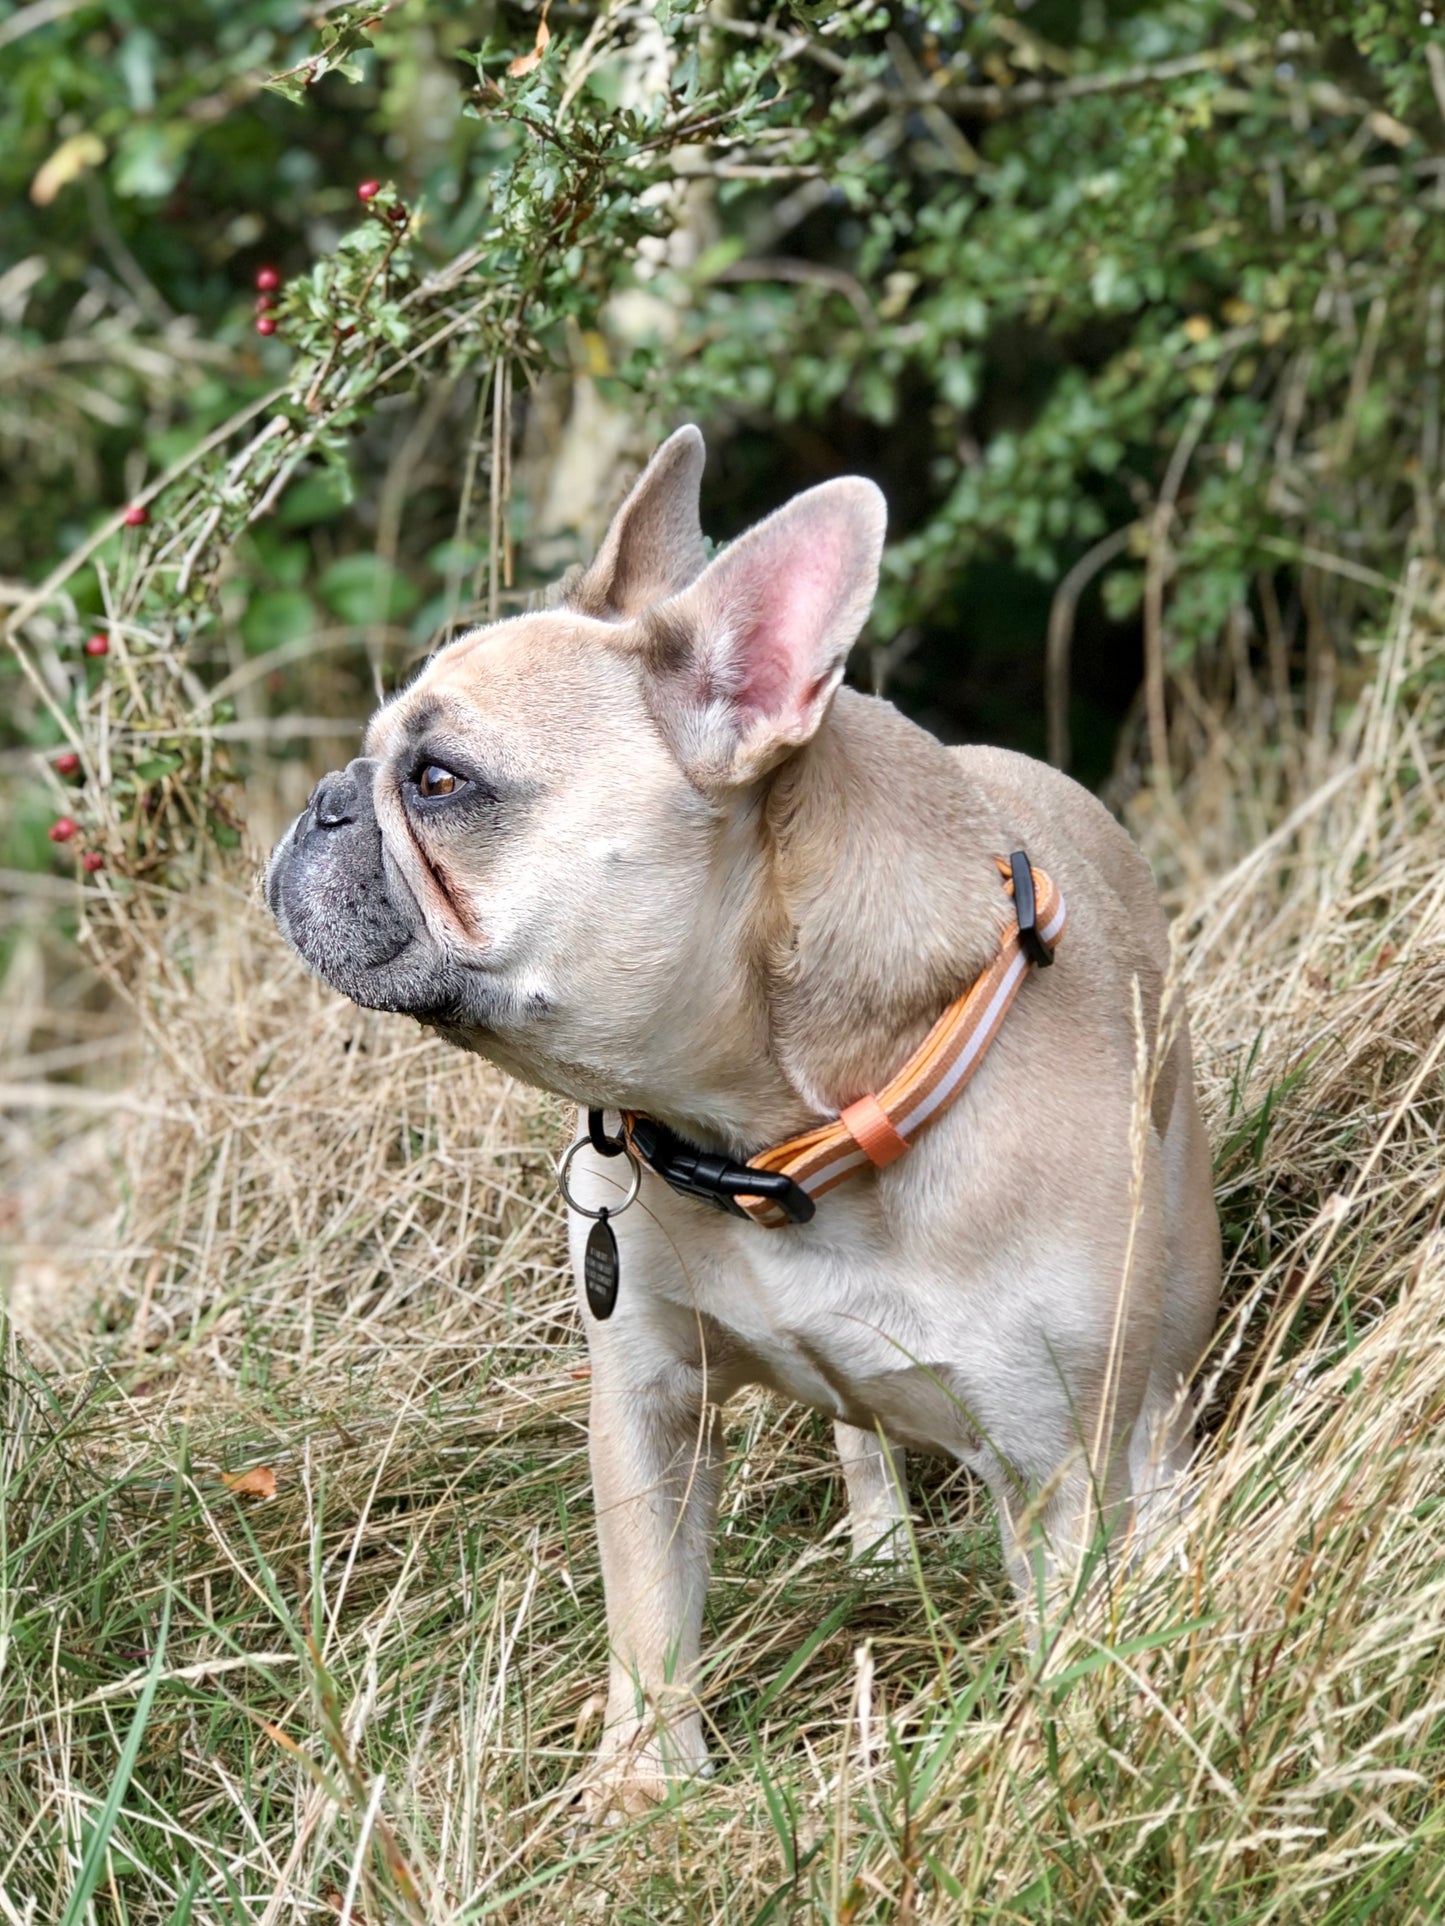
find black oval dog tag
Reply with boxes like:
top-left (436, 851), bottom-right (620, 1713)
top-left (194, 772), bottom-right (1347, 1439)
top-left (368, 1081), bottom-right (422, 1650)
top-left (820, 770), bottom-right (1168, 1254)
top-left (584, 1209), bottom-right (619, 1320)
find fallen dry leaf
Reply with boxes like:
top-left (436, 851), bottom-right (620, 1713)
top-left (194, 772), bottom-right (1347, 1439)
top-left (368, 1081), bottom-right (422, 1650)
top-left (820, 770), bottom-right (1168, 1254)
top-left (322, 1887), bottom-right (376, 1924)
top-left (31, 132), bottom-right (106, 207)
top-left (507, 3), bottom-right (550, 77)
top-left (220, 1465), bottom-right (277, 1498)
top-left (321, 1887), bottom-right (372, 1922)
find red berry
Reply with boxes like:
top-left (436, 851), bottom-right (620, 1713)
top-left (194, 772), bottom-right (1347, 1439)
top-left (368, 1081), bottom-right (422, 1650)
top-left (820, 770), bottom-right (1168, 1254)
top-left (357, 179), bottom-right (381, 201)
top-left (256, 315), bottom-right (277, 336)
top-left (81, 851), bottom-right (105, 874)
top-left (55, 751), bottom-right (80, 776)
top-left (255, 265), bottom-right (281, 292)
top-left (255, 292), bottom-right (274, 312)
top-left (84, 633), bottom-right (109, 657)
top-left (122, 504), bottom-right (148, 527)
top-left (49, 817), bottom-right (78, 843)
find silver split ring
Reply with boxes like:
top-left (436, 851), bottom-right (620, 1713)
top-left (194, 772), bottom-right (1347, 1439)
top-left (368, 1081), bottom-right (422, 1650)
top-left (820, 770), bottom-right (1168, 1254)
top-left (557, 1135), bottom-right (642, 1219)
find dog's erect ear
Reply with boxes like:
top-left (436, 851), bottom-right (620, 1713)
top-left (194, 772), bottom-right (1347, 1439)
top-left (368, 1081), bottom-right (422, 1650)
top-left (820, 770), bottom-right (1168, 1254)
top-left (567, 425), bottom-right (709, 619)
top-left (641, 477), bottom-right (887, 788)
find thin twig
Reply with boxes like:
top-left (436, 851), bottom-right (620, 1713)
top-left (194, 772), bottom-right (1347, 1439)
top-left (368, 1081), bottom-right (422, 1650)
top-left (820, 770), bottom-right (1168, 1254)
top-left (0, 0), bottom-right (87, 50)
top-left (1045, 524), bottom-right (1136, 771)
top-left (938, 41), bottom-right (1269, 113)
top-left (710, 257), bottom-right (876, 328)
top-left (1143, 356), bottom-right (1237, 790)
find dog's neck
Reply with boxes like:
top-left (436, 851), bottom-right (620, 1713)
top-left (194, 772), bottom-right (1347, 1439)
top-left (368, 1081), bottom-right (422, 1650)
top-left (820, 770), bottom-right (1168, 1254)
top-left (759, 689), bottom-right (1010, 1124)
top-left (643, 690), bottom-right (1012, 1159)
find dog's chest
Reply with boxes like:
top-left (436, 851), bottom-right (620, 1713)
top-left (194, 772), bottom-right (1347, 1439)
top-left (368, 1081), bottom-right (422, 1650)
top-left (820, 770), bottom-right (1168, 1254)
top-left (631, 1178), bottom-right (981, 1454)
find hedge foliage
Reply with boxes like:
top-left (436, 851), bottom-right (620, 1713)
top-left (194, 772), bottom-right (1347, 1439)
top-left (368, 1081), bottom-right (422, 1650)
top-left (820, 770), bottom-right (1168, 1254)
top-left (3, 0), bottom-right (1443, 874)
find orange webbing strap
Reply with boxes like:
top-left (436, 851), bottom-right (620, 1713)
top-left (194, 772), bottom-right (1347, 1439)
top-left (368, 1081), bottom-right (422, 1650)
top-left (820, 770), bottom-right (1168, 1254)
top-left (733, 858), bottom-right (1066, 1226)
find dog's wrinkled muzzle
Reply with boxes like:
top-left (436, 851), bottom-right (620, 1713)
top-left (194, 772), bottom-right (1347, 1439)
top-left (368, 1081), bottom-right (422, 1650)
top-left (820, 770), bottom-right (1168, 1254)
top-left (265, 756), bottom-right (430, 1009)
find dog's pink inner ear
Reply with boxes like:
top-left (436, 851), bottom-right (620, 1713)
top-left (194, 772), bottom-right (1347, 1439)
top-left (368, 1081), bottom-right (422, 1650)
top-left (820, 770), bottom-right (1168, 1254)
top-left (659, 478), bottom-right (887, 781)
top-left (727, 528), bottom-right (860, 724)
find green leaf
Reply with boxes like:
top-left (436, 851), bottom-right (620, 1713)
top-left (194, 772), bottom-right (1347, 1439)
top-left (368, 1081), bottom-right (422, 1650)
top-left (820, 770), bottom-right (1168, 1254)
top-left (317, 553), bottom-right (420, 625)
top-left (264, 75), bottom-right (310, 107)
top-left (1102, 568), bottom-right (1145, 622)
top-left (112, 123), bottom-right (189, 201)
top-left (241, 589), bottom-right (316, 654)
top-left (426, 538), bottom-right (487, 577)
top-left (275, 471), bottom-right (351, 528)
top-left (116, 27), bottom-right (159, 115)
top-left (249, 532), bottom-right (311, 589)
top-left (134, 753), bottom-right (182, 781)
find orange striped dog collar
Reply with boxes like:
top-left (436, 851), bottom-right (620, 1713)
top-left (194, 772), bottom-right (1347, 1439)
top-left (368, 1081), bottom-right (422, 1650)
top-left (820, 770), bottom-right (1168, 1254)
top-left (621, 854), bottom-right (1065, 1229)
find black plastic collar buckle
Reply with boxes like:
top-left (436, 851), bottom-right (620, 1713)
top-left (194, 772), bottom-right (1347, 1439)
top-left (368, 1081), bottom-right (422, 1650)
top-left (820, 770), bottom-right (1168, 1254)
top-left (587, 1110), bottom-right (815, 1225)
top-left (1009, 848), bottom-right (1054, 969)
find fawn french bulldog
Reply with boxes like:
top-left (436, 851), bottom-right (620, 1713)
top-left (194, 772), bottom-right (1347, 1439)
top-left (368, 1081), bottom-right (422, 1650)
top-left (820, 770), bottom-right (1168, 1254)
top-left (266, 426), bottom-right (1220, 1811)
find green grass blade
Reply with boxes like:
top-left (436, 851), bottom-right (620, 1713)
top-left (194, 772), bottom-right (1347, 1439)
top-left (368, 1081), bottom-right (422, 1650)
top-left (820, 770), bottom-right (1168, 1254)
top-left (58, 1589), bottom-right (172, 1926)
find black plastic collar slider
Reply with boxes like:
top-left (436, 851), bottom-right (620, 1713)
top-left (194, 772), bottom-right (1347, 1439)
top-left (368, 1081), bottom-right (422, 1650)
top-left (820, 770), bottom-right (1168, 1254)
top-left (1009, 848), bottom-right (1054, 969)
top-left (588, 1110), bottom-right (816, 1226)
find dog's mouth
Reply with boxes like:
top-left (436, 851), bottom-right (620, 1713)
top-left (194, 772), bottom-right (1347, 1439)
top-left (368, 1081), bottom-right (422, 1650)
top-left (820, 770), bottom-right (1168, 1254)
top-left (262, 815), bottom-right (298, 934)
top-left (267, 794), bottom-right (427, 985)
top-left (267, 817), bottom-right (530, 1045)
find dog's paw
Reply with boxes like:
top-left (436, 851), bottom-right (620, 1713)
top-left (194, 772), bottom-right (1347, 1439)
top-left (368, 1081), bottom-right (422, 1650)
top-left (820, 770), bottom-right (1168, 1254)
top-left (578, 1718), bottom-right (711, 1823)
top-left (848, 1517), bottom-right (906, 1566)
top-left (578, 1767), bottom-right (670, 1825)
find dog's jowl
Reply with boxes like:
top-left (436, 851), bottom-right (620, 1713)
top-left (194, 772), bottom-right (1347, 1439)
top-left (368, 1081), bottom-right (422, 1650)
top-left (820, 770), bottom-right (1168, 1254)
top-left (267, 426), bottom-right (1221, 1813)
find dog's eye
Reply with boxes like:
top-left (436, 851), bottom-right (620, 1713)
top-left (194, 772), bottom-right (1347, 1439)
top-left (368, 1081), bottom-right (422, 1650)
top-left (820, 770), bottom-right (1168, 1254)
top-left (417, 764), bottom-right (460, 799)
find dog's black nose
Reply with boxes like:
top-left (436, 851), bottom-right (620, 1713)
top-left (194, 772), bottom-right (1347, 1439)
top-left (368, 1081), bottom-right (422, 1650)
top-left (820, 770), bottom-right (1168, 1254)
top-left (309, 770), bottom-right (357, 829)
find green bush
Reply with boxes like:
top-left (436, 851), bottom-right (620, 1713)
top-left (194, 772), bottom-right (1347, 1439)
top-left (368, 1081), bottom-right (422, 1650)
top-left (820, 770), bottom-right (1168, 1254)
top-left (4, 0), bottom-right (1443, 877)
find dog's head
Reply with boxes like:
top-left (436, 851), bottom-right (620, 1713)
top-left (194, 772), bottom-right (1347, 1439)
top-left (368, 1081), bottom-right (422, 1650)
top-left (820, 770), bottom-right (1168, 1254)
top-left (265, 427), bottom-right (886, 1116)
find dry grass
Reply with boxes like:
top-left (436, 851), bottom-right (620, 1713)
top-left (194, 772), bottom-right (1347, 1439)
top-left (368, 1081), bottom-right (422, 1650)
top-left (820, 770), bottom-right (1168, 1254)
top-left (4, 580), bottom-right (1445, 1924)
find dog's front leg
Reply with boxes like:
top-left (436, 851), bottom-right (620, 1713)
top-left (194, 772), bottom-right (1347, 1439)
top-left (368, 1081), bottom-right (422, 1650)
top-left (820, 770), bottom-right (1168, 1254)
top-left (835, 1422), bottom-right (909, 1561)
top-left (585, 1338), bottom-right (722, 1814)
